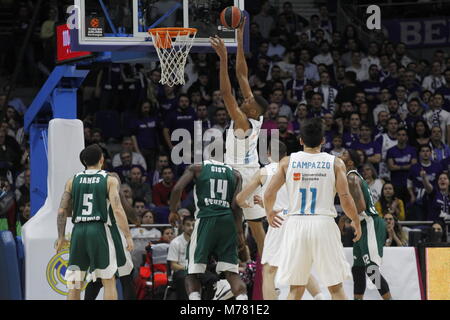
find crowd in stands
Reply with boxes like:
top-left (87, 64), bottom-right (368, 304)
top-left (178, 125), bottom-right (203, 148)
top-left (0, 0), bottom-right (449, 267)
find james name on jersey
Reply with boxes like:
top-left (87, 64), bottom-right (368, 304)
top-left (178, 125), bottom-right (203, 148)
top-left (78, 177), bottom-right (101, 184)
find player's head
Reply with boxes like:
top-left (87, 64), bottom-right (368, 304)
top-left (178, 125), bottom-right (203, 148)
top-left (241, 95), bottom-right (269, 120)
top-left (299, 118), bottom-right (324, 149)
top-left (268, 139), bottom-right (288, 163)
top-left (79, 144), bottom-right (104, 168)
top-left (340, 149), bottom-right (360, 170)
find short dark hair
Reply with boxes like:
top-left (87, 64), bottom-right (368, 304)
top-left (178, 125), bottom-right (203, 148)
top-left (182, 216), bottom-right (195, 225)
top-left (300, 118), bottom-right (324, 148)
top-left (80, 144), bottom-right (103, 167)
top-left (254, 95), bottom-right (269, 115)
top-left (418, 144), bottom-right (431, 153)
top-left (161, 166), bottom-right (173, 174)
top-left (347, 149), bottom-right (361, 168)
top-left (133, 198), bottom-right (146, 206)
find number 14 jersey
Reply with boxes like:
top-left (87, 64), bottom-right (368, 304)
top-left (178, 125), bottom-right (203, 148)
top-left (286, 152), bottom-right (337, 217)
top-left (194, 160), bottom-right (237, 219)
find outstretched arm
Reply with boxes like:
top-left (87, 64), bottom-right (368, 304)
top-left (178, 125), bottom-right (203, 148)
top-left (236, 17), bottom-right (253, 101)
top-left (264, 157), bottom-right (289, 228)
top-left (210, 36), bottom-right (249, 132)
top-left (168, 165), bottom-right (199, 225)
top-left (236, 168), bottom-right (264, 208)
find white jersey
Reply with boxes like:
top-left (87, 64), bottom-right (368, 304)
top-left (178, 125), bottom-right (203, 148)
top-left (225, 116), bottom-right (263, 167)
top-left (285, 151), bottom-right (337, 217)
top-left (261, 162), bottom-right (288, 212)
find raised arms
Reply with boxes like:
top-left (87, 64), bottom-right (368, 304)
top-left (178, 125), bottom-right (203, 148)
top-left (334, 158), bottom-right (362, 242)
top-left (210, 36), bottom-right (249, 132)
top-left (236, 17), bottom-right (253, 101)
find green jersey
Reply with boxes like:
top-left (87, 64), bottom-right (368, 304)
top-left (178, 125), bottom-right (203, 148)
top-left (347, 170), bottom-right (379, 217)
top-left (71, 169), bottom-right (113, 224)
top-left (194, 160), bottom-right (237, 219)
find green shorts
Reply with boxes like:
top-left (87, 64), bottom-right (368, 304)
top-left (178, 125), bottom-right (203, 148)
top-left (109, 223), bottom-right (134, 277)
top-left (353, 215), bottom-right (386, 267)
top-left (187, 214), bottom-right (239, 274)
top-left (66, 222), bottom-right (119, 283)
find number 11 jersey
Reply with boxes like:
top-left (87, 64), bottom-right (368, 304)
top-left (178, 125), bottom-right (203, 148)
top-left (286, 152), bottom-right (337, 217)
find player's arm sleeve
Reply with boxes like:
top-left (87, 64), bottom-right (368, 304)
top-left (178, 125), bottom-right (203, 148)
top-left (169, 165), bottom-right (197, 213)
top-left (347, 173), bottom-right (367, 214)
top-left (236, 26), bottom-right (253, 101)
top-left (335, 158), bottom-right (359, 222)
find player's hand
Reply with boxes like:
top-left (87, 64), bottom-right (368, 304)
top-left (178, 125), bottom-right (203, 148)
top-left (238, 199), bottom-right (253, 208)
top-left (237, 16), bottom-right (247, 42)
top-left (125, 236), bottom-right (134, 252)
top-left (267, 209), bottom-right (284, 228)
top-left (210, 36), bottom-right (227, 60)
top-left (169, 212), bottom-right (181, 227)
top-left (351, 219), bottom-right (362, 243)
top-left (55, 238), bottom-right (69, 253)
top-left (253, 195), bottom-right (264, 208)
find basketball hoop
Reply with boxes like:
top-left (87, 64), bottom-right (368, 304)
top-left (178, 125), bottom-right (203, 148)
top-left (148, 27), bottom-right (198, 87)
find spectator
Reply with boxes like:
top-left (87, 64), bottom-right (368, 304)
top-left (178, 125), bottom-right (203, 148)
top-left (428, 126), bottom-right (450, 162)
top-left (163, 94), bottom-right (197, 151)
top-left (345, 51), bottom-right (367, 82)
top-left (322, 112), bottom-right (338, 152)
top-left (277, 116), bottom-right (300, 155)
top-left (112, 136), bottom-right (147, 170)
top-left (152, 167), bottom-right (186, 207)
top-left (362, 162), bottom-right (384, 204)
top-left (131, 210), bottom-right (162, 239)
top-left (113, 151), bottom-right (134, 183)
top-left (360, 65), bottom-right (382, 105)
top-left (253, 1), bottom-right (275, 39)
top-left (314, 71), bottom-right (338, 114)
top-left (343, 112), bottom-right (361, 148)
top-left (383, 213), bottom-right (408, 247)
top-left (375, 117), bottom-right (399, 180)
top-left (133, 198), bottom-right (148, 219)
top-left (362, 42), bottom-right (381, 70)
top-left (267, 31), bottom-right (286, 61)
top-left (0, 129), bottom-right (21, 175)
top-left (268, 89), bottom-right (292, 120)
top-left (335, 72), bottom-right (359, 105)
top-left (426, 221), bottom-right (448, 243)
top-left (409, 119), bottom-right (430, 150)
top-left (386, 128), bottom-right (417, 203)
top-left (436, 68), bottom-right (450, 110)
top-left (423, 93), bottom-right (450, 144)
top-left (278, 1), bottom-right (309, 34)
top-left (159, 84), bottom-right (178, 118)
top-left (405, 99), bottom-right (425, 135)
top-left (422, 62), bottom-right (446, 93)
top-left (330, 135), bottom-right (346, 157)
top-left (350, 124), bottom-right (381, 167)
top-left (423, 172), bottom-right (450, 222)
top-left (373, 88), bottom-right (391, 125)
top-left (262, 103), bottom-right (281, 136)
top-left (299, 49), bottom-right (319, 82)
top-left (188, 73), bottom-right (212, 104)
top-left (0, 177), bottom-right (20, 236)
top-left (407, 144), bottom-right (443, 220)
top-left (207, 90), bottom-right (225, 120)
top-left (211, 108), bottom-right (228, 134)
top-left (286, 64), bottom-right (310, 106)
top-left (313, 41), bottom-right (333, 67)
top-left (167, 216), bottom-right (195, 300)
top-left (309, 92), bottom-right (328, 118)
top-left (130, 100), bottom-right (160, 171)
top-left (127, 165), bottom-right (152, 205)
top-left (394, 43), bottom-right (413, 68)
top-left (318, 5), bottom-right (333, 35)
top-left (290, 103), bottom-right (308, 136)
top-left (14, 168), bottom-right (29, 204)
top-left (149, 154), bottom-right (170, 187)
top-left (376, 182), bottom-right (406, 221)
top-left (120, 183), bottom-right (134, 205)
top-left (158, 226), bottom-right (175, 244)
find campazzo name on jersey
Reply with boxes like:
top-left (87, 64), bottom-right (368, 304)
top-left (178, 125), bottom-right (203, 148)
top-left (291, 161), bottom-right (332, 170)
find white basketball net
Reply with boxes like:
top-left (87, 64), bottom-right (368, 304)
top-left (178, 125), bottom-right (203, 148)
top-left (149, 28), bottom-right (197, 87)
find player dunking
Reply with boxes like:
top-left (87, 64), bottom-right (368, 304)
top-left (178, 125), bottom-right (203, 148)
top-left (340, 149), bottom-right (393, 300)
top-left (56, 144), bottom-right (134, 300)
top-left (264, 118), bottom-right (362, 300)
top-left (236, 141), bottom-right (323, 300)
top-left (209, 18), bottom-right (269, 257)
top-left (169, 160), bottom-right (248, 300)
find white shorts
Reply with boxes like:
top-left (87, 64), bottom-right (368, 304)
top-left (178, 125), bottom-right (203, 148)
top-left (277, 215), bottom-right (351, 287)
top-left (261, 215), bottom-right (288, 267)
top-left (232, 166), bottom-right (266, 221)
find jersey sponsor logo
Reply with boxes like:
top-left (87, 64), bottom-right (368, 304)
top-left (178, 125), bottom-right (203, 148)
top-left (204, 198), bottom-right (231, 208)
top-left (293, 173), bottom-right (302, 181)
top-left (75, 216), bottom-right (101, 223)
top-left (46, 237), bottom-right (87, 295)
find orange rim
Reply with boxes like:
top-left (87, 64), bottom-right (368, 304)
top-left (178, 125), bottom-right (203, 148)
top-left (148, 27), bottom-right (197, 37)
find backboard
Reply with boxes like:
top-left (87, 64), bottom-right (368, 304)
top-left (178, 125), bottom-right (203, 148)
top-left (71, 0), bottom-right (248, 53)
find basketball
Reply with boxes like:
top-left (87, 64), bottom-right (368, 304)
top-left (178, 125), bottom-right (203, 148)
top-left (220, 6), bottom-right (244, 29)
